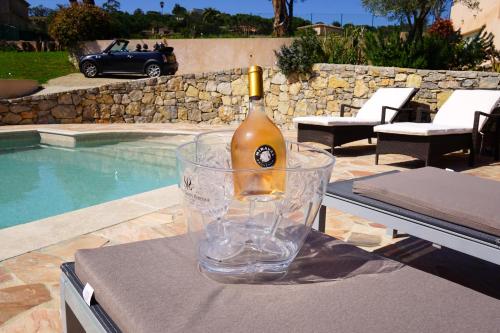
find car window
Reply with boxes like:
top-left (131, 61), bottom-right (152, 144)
top-left (109, 41), bottom-right (128, 53)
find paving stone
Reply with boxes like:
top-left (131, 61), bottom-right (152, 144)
top-left (2, 253), bottom-right (62, 285)
top-left (0, 284), bottom-right (51, 325)
top-left (0, 267), bottom-right (13, 286)
top-left (38, 234), bottom-right (108, 261)
top-left (347, 232), bottom-right (382, 247)
top-left (0, 305), bottom-right (61, 333)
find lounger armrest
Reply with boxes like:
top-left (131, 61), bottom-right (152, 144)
top-left (381, 106), bottom-right (415, 124)
top-left (472, 109), bottom-right (500, 150)
top-left (340, 104), bottom-right (361, 117)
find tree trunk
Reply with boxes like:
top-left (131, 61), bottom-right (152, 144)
top-left (287, 0), bottom-right (294, 34)
top-left (272, 0), bottom-right (289, 37)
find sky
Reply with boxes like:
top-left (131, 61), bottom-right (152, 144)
top-left (28, 0), bottom-right (401, 26)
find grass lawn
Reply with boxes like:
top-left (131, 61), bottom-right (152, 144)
top-left (0, 51), bottom-right (77, 84)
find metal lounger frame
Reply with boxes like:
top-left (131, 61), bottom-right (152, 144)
top-left (317, 179), bottom-right (500, 266)
top-left (60, 263), bottom-right (119, 333)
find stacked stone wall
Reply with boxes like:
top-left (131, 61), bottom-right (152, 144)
top-left (1, 64), bottom-right (499, 127)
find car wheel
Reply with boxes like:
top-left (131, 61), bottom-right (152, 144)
top-left (146, 63), bottom-right (162, 78)
top-left (82, 62), bottom-right (98, 78)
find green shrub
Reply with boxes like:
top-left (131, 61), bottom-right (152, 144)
top-left (322, 26), bottom-right (366, 65)
top-left (275, 29), bottom-right (325, 76)
top-left (453, 27), bottom-right (496, 70)
top-left (0, 42), bottom-right (20, 52)
top-left (364, 25), bottom-right (496, 70)
top-left (48, 4), bottom-right (111, 49)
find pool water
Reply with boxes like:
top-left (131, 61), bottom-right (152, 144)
top-left (0, 137), bottom-right (182, 229)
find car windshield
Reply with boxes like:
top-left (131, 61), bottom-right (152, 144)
top-left (108, 41), bottom-right (129, 52)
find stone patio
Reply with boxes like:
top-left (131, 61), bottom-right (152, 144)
top-left (1, 124), bottom-right (499, 332)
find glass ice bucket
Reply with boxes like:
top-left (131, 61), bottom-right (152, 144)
top-left (176, 131), bottom-right (334, 281)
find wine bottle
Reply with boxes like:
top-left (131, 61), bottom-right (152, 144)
top-left (231, 66), bottom-right (286, 201)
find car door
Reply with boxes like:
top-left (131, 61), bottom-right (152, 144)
top-left (100, 51), bottom-right (130, 73)
top-left (128, 51), bottom-right (149, 73)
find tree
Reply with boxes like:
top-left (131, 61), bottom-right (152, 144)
top-left (49, 4), bottom-right (111, 49)
top-left (361, 0), bottom-right (480, 43)
top-left (271, 0), bottom-right (306, 36)
top-left (272, 0), bottom-right (288, 36)
top-left (103, 0), bottom-right (120, 13)
top-left (29, 5), bottom-right (55, 17)
top-left (172, 3), bottom-right (187, 17)
top-left (68, 0), bottom-right (95, 4)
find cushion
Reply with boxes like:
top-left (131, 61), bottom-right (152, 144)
top-left (433, 90), bottom-right (500, 130)
top-left (353, 167), bottom-right (500, 237)
top-left (293, 116), bottom-right (379, 126)
top-left (74, 232), bottom-right (500, 333)
top-left (374, 122), bottom-right (472, 136)
top-left (356, 87), bottom-right (417, 121)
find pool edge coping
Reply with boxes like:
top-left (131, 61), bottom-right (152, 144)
top-left (0, 185), bottom-right (182, 261)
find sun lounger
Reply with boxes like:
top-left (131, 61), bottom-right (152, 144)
top-left (318, 167), bottom-right (500, 265)
top-left (374, 89), bottom-right (500, 166)
top-left (293, 87), bottom-right (418, 153)
top-left (61, 231), bottom-right (500, 333)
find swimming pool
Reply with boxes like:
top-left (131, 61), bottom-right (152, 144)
top-left (0, 136), bottom-right (184, 229)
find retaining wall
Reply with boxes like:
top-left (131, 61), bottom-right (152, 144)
top-left (1, 64), bottom-right (499, 128)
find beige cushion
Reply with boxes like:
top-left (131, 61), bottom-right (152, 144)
top-left (293, 87), bottom-right (416, 126)
top-left (353, 167), bottom-right (500, 237)
top-left (293, 116), bottom-right (379, 126)
top-left (356, 87), bottom-right (416, 121)
top-left (433, 90), bottom-right (500, 130)
top-left (74, 232), bottom-right (500, 333)
top-left (374, 122), bottom-right (472, 136)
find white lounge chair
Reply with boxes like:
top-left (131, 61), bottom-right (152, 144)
top-left (374, 89), bottom-right (500, 166)
top-left (293, 87), bottom-right (418, 153)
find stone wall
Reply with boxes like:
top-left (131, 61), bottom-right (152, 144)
top-left (1, 64), bottom-right (499, 128)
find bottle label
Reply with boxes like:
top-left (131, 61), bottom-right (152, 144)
top-left (255, 145), bottom-right (277, 168)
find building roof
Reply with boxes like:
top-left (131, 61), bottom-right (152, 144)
top-left (297, 24), bottom-right (343, 31)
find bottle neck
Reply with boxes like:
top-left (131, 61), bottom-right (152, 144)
top-left (248, 96), bottom-right (265, 115)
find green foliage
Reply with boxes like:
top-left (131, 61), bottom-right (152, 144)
top-left (0, 42), bottom-right (19, 52)
top-left (364, 31), bottom-right (425, 68)
top-left (0, 51), bottom-right (76, 83)
top-left (454, 28), bottom-right (496, 70)
top-left (322, 26), bottom-right (366, 65)
top-left (48, 4), bottom-right (111, 49)
top-left (102, 0), bottom-right (120, 13)
top-left (362, 0), bottom-right (480, 43)
top-left (29, 5), bottom-right (55, 17)
top-left (364, 25), bottom-right (495, 70)
top-left (276, 28), bottom-right (368, 75)
top-left (289, 17), bottom-right (311, 35)
top-left (275, 30), bottom-right (325, 76)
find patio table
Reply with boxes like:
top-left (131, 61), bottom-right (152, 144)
top-left (61, 231), bottom-right (500, 333)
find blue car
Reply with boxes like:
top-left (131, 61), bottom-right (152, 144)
top-left (79, 39), bottom-right (178, 78)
